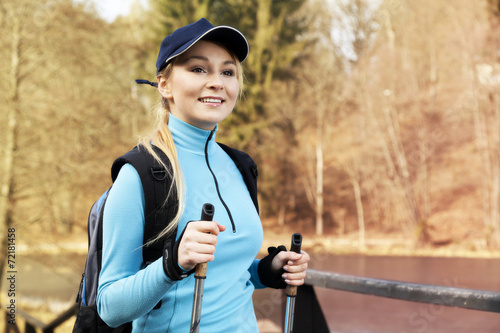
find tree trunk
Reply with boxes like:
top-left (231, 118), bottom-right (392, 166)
top-left (384, 103), bottom-right (421, 229)
top-left (470, 60), bottom-right (494, 244)
top-left (0, 4), bottom-right (21, 307)
top-left (489, 90), bottom-right (500, 245)
top-left (315, 123), bottom-right (324, 236)
top-left (348, 167), bottom-right (365, 249)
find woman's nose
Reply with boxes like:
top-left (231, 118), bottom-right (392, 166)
top-left (206, 75), bottom-right (223, 90)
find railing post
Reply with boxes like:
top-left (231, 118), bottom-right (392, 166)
top-left (43, 303), bottom-right (78, 332)
top-left (25, 322), bottom-right (37, 333)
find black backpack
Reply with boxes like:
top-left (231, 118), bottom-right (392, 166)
top-left (73, 143), bottom-right (258, 333)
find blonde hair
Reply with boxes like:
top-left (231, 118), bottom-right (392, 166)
top-left (138, 42), bottom-right (244, 245)
top-left (138, 83), bottom-right (185, 244)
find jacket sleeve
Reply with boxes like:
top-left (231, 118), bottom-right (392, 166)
top-left (96, 163), bottom-right (175, 327)
top-left (249, 259), bottom-right (267, 289)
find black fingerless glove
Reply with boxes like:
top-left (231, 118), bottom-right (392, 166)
top-left (257, 245), bottom-right (287, 289)
top-left (162, 228), bottom-right (195, 281)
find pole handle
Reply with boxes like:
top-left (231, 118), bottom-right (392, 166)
top-left (200, 203), bottom-right (215, 222)
top-left (194, 203), bottom-right (214, 279)
top-left (289, 233), bottom-right (302, 253)
top-left (286, 233), bottom-right (302, 297)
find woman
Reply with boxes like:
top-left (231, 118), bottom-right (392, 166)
top-left (97, 18), bottom-right (310, 332)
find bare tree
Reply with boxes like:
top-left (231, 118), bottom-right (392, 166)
top-left (0, 1), bottom-right (29, 295)
top-left (345, 163), bottom-right (366, 248)
top-left (473, 52), bottom-right (500, 246)
top-left (291, 1), bottom-right (346, 235)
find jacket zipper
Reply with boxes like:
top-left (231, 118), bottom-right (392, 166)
top-left (204, 130), bottom-right (236, 233)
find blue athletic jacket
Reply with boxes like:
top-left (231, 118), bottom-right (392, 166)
top-left (96, 114), bottom-right (265, 332)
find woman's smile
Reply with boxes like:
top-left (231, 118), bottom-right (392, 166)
top-left (199, 96), bottom-right (224, 106)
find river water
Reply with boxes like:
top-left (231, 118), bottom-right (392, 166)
top-left (15, 253), bottom-right (500, 332)
top-left (254, 254), bottom-right (500, 332)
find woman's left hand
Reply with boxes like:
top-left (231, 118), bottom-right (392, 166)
top-left (271, 250), bottom-right (310, 286)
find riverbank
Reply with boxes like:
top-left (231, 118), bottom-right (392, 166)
top-left (260, 229), bottom-right (500, 259)
top-left (17, 230), bottom-right (500, 259)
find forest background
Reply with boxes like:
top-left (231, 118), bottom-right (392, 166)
top-left (2, 0), bottom-right (500, 302)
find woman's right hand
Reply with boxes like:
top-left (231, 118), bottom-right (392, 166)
top-left (177, 221), bottom-right (226, 270)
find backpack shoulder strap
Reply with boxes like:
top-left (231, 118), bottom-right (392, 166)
top-left (80, 189), bottom-right (110, 309)
top-left (217, 142), bottom-right (259, 213)
top-left (111, 145), bottom-right (178, 264)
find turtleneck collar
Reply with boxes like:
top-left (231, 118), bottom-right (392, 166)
top-left (168, 113), bottom-right (218, 155)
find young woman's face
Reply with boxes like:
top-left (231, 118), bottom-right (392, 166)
top-left (159, 40), bottom-right (240, 131)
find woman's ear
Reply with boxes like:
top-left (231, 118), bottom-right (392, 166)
top-left (158, 76), bottom-right (172, 99)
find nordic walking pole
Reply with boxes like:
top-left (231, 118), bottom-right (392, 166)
top-left (190, 203), bottom-right (215, 333)
top-left (284, 233), bottom-right (302, 333)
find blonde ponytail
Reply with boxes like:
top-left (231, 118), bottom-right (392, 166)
top-left (138, 64), bottom-right (185, 246)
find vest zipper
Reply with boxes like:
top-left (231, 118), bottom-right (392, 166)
top-left (204, 130), bottom-right (236, 233)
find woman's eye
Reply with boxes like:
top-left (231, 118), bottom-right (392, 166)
top-left (191, 67), bottom-right (205, 73)
top-left (222, 70), bottom-right (235, 77)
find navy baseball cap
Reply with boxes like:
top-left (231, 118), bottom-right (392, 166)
top-left (135, 18), bottom-right (249, 87)
top-left (156, 18), bottom-right (249, 73)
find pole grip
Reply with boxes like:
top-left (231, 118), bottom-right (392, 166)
top-left (194, 203), bottom-right (214, 279)
top-left (200, 203), bottom-right (215, 222)
top-left (286, 233), bottom-right (302, 297)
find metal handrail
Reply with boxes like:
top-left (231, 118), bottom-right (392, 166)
top-left (305, 268), bottom-right (500, 313)
top-left (4, 303), bottom-right (78, 333)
